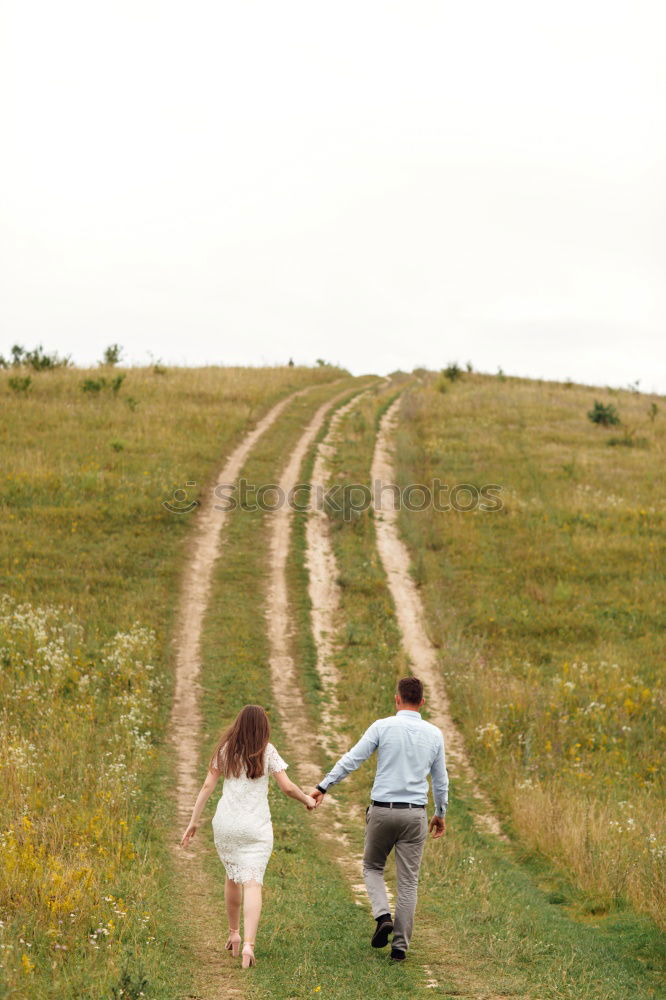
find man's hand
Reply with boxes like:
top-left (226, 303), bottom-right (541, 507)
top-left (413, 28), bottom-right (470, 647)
top-left (311, 788), bottom-right (325, 808)
top-left (429, 815), bottom-right (446, 839)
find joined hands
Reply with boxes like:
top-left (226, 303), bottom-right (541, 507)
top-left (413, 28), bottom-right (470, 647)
top-left (308, 789), bottom-right (446, 837)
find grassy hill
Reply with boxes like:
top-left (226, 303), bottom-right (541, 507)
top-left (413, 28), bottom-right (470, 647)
top-left (394, 371), bottom-right (665, 926)
top-left (0, 362), bottom-right (663, 1000)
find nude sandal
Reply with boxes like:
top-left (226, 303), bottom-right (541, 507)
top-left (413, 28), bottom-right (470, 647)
top-left (225, 929), bottom-right (241, 958)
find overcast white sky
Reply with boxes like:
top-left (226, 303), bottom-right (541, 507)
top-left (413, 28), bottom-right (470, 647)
top-left (1, 1), bottom-right (664, 390)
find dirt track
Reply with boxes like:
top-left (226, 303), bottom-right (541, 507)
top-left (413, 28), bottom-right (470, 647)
top-left (167, 386), bottom-right (313, 999)
top-left (371, 395), bottom-right (509, 843)
top-left (167, 379), bottom-right (510, 998)
top-left (304, 390), bottom-right (371, 760)
top-left (264, 386), bottom-right (370, 899)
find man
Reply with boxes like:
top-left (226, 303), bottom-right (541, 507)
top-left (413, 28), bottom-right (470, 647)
top-left (311, 676), bottom-right (448, 961)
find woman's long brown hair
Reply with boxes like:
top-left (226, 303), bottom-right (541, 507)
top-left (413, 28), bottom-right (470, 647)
top-left (209, 705), bottom-right (270, 779)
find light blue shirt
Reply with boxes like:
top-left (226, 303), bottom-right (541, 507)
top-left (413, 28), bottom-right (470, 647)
top-left (318, 710), bottom-right (449, 816)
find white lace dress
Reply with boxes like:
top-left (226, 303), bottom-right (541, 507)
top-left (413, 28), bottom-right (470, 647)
top-left (211, 742), bottom-right (288, 885)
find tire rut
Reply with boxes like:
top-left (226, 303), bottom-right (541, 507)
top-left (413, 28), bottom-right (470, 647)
top-left (265, 386), bottom-right (369, 899)
top-left (167, 385), bottom-right (314, 999)
top-left (370, 394), bottom-right (509, 843)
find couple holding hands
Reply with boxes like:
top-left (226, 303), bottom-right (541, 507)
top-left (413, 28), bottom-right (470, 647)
top-left (180, 676), bottom-right (448, 968)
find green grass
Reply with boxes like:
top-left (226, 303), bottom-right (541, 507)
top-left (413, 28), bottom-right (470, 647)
top-left (3, 360), bottom-right (664, 998)
top-left (1, 363), bottom-right (345, 635)
top-left (305, 381), bottom-right (666, 1000)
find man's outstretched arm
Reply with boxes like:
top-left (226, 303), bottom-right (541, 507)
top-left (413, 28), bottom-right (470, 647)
top-left (311, 722), bottom-right (380, 804)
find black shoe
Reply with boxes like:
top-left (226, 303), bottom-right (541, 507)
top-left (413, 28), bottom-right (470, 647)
top-left (390, 948), bottom-right (406, 961)
top-left (371, 914), bottom-right (394, 948)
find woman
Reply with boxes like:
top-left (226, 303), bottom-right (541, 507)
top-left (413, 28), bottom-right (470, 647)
top-left (180, 704), bottom-right (315, 968)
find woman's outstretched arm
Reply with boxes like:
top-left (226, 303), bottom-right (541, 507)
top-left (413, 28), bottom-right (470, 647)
top-left (272, 768), bottom-right (316, 809)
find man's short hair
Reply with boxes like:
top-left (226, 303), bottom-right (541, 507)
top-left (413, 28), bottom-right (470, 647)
top-left (397, 676), bottom-right (423, 705)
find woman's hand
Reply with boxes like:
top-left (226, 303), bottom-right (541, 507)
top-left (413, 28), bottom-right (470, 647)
top-left (180, 823), bottom-right (198, 847)
top-left (304, 795), bottom-right (317, 810)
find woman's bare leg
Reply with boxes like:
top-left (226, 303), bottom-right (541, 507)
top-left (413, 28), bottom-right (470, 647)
top-left (242, 880), bottom-right (262, 943)
top-left (225, 877), bottom-right (242, 931)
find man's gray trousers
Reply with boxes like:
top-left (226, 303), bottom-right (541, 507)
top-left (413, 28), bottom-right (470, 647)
top-left (362, 803), bottom-right (428, 952)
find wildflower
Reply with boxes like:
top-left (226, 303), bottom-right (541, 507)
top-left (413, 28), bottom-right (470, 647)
top-left (475, 722), bottom-right (502, 748)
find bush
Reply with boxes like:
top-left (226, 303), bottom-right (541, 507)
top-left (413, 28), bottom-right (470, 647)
top-left (443, 362), bottom-right (463, 382)
top-left (8, 375), bottom-right (32, 394)
top-left (607, 434), bottom-right (648, 449)
top-left (4, 344), bottom-right (71, 370)
top-left (81, 377), bottom-right (106, 393)
top-left (81, 374), bottom-right (126, 395)
top-left (587, 400), bottom-right (620, 426)
top-left (102, 344), bottom-right (123, 366)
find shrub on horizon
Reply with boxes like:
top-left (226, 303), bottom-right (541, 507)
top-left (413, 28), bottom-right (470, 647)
top-left (443, 362), bottom-right (463, 382)
top-left (1, 343), bottom-right (72, 370)
top-left (101, 343), bottom-right (123, 366)
top-left (587, 400), bottom-right (620, 427)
